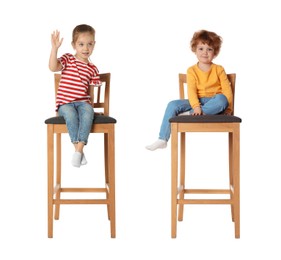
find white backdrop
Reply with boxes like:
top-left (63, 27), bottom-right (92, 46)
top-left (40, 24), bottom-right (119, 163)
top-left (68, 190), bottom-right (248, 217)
top-left (1, 0), bottom-right (280, 259)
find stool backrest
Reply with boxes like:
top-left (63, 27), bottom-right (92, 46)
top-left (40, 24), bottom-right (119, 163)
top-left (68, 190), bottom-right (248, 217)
top-left (179, 73), bottom-right (236, 115)
top-left (54, 73), bottom-right (111, 116)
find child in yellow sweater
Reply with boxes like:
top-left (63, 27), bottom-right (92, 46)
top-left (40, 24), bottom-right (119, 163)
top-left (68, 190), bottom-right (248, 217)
top-left (146, 30), bottom-right (233, 151)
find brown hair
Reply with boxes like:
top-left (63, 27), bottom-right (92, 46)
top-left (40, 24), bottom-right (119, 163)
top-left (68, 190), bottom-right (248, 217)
top-left (72, 24), bottom-right (95, 44)
top-left (190, 30), bottom-right (222, 56)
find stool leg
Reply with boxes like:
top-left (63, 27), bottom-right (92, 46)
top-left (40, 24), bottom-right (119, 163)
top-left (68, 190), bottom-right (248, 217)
top-left (108, 127), bottom-right (116, 238)
top-left (171, 123), bottom-right (178, 238)
top-left (229, 133), bottom-right (234, 222)
top-left (54, 133), bottom-right (61, 220)
top-left (104, 133), bottom-right (110, 220)
top-left (178, 133), bottom-right (185, 221)
top-left (233, 125), bottom-right (240, 238)
top-left (47, 125), bottom-right (54, 238)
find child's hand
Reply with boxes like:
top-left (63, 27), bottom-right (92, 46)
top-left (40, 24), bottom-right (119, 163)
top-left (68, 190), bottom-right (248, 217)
top-left (51, 30), bottom-right (63, 50)
top-left (192, 106), bottom-right (202, 115)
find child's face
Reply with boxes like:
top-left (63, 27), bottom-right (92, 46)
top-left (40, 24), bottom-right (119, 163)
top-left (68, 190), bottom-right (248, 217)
top-left (195, 42), bottom-right (216, 65)
top-left (72, 32), bottom-right (95, 63)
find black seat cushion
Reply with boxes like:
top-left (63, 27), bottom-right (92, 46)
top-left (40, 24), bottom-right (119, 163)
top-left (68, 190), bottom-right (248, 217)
top-left (45, 114), bottom-right (117, 124)
top-left (169, 115), bottom-right (242, 123)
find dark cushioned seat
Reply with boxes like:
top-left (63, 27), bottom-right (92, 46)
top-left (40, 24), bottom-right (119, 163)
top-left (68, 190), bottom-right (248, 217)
top-left (169, 115), bottom-right (242, 123)
top-left (45, 115), bottom-right (117, 125)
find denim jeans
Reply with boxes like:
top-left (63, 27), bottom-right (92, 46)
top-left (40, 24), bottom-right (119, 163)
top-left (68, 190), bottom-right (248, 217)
top-left (58, 102), bottom-right (94, 144)
top-left (159, 94), bottom-right (228, 141)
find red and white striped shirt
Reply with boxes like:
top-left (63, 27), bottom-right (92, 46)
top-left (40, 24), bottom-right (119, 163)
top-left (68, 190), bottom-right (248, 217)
top-left (55, 53), bottom-right (101, 111)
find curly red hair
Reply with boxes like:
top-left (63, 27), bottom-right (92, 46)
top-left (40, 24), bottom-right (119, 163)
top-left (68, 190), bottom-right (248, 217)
top-left (190, 30), bottom-right (222, 56)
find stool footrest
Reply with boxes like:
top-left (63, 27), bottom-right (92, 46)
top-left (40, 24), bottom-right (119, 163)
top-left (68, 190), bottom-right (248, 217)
top-left (179, 189), bottom-right (233, 204)
top-left (184, 189), bottom-right (231, 194)
top-left (178, 199), bottom-right (233, 204)
top-left (60, 187), bottom-right (107, 193)
top-left (54, 199), bottom-right (110, 204)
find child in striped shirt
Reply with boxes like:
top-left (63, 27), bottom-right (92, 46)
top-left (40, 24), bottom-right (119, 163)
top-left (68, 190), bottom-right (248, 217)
top-left (49, 24), bottom-right (101, 167)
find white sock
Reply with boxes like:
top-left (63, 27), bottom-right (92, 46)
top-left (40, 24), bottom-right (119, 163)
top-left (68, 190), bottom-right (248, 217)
top-left (179, 110), bottom-right (191, 116)
top-left (72, 152), bottom-right (82, 167)
top-left (146, 139), bottom-right (167, 151)
top-left (81, 153), bottom-right (87, 165)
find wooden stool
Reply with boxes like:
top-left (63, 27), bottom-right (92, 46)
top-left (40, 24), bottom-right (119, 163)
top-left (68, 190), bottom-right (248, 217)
top-left (45, 73), bottom-right (116, 238)
top-left (170, 73), bottom-right (241, 238)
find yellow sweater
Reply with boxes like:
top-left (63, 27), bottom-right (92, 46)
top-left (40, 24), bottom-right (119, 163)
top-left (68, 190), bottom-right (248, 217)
top-left (187, 63), bottom-right (233, 114)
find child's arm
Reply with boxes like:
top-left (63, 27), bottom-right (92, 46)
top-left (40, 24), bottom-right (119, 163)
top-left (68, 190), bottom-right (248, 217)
top-left (187, 68), bottom-right (201, 109)
top-left (89, 85), bottom-right (94, 105)
top-left (49, 30), bottom-right (63, 72)
top-left (219, 68), bottom-right (233, 115)
top-left (89, 72), bottom-right (102, 105)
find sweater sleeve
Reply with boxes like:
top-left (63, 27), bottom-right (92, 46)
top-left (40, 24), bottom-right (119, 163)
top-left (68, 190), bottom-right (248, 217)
top-left (186, 67), bottom-right (201, 108)
top-left (218, 67), bottom-right (233, 114)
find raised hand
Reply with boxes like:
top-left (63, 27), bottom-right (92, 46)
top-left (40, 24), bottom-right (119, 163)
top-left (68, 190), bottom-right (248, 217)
top-left (51, 30), bottom-right (63, 50)
top-left (49, 30), bottom-right (63, 71)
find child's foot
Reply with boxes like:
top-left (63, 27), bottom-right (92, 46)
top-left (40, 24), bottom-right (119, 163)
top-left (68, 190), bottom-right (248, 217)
top-left (72, 152), bottom-right (82, 167)
top-left (146, 139), bottom-right (167, 151)
top-left (81, 153), bottom-right (87, 165)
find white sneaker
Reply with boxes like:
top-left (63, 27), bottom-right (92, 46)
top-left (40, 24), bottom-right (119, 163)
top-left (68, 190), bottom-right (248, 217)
top-left (146, 139), bottom-right (167, 151)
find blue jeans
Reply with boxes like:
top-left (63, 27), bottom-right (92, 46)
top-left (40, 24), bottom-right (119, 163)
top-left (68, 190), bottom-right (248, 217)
top-left (159, 94), bottom-right (228, 141)
top-left (58, 102), bottom-right (94, 144)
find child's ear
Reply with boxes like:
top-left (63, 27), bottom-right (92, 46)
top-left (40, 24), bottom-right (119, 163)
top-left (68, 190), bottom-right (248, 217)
top-left (71, 42), bottom-right (75, 49)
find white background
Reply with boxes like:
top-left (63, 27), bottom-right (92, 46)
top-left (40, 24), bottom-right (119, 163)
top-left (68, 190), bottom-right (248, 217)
top-left (1, 0), bottom-right (280, 259)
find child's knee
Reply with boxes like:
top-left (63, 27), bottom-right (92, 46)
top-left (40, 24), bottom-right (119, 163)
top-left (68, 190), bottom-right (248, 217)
top-left (167, 100), bottom-right (179, 110)
top-left (216, 94), bottom-right (228, 107)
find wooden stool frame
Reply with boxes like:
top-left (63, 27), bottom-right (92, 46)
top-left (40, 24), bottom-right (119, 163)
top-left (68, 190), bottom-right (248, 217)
top-left (46, 73), bottom-right (116, 238)
top-left (171, 73), bottom-right (241, 238)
